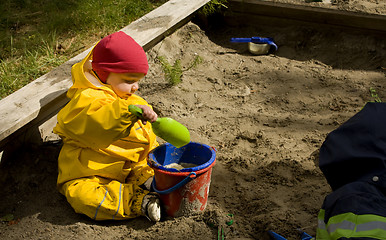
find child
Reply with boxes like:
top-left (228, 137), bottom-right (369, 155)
top-left (53, 31), bottom-right (161, 221)
top-left (316, 102), bottom-right (386, 239)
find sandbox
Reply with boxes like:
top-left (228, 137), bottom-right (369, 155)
top-left (1, 1), bottom-right (385, 239)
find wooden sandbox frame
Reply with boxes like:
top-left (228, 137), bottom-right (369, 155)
top-left (0, 0), bottom-right (385, 162)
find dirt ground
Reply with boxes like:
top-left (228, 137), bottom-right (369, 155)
top-left (1, 1), bottom-right (385, 239)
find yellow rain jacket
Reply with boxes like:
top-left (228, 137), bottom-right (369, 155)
top-left (53, 49), bottom-right (158, 220)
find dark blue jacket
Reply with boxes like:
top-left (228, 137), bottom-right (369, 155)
top-left (317, 103), bottom-right (386, 239)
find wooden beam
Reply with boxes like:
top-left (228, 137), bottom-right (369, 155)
top-left (0, 0), bottom-right (211, 151)
top-left (228, 0), bottom-right (386, 33)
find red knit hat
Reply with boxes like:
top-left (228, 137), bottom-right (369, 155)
top-left (92, 31), bottom-right (149, 83)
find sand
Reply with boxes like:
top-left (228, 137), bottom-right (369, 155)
top-left (1, 1), bottom-right (385, 239)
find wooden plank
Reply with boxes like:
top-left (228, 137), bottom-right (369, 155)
top-left (228, 0), bottom-right (386, 33)
top-left (0, 0), bottom-right (211, 151)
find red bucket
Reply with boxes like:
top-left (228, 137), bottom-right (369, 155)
top-left (148, 142), bottom-right (216, 217)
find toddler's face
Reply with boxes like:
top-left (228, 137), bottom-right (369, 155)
top-left (106, 72), bottom-right (145, 99)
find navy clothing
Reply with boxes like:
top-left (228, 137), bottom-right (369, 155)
top-left (319, 102), bottom-right (386, 191)
top-left (322, 170), bottom-right (386, 220)
top-left (317, 103), bottom-right (386, 240)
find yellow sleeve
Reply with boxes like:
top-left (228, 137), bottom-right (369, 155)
top-left (55, 89), bottom-right (147, 149)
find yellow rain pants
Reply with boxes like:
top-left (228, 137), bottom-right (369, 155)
top-left (53, 48), bottom-right (158, 220)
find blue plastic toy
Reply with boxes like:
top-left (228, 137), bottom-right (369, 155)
top-left (300, 231), bottom-right (313, 240)
top-left (268, 231), bottom-right (287, 240)
top-left (230, 37), bottom-right (278, 51)
top-left (268, 230), bottom-right (314, 240)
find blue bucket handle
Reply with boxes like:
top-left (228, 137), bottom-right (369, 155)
top-left (151, 172), bottom-right (197, 195)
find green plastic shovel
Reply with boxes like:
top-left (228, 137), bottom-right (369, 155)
top-left (128, 105), bottom-right (190, 148)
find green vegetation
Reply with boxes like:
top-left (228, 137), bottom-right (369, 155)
top-left (157, 55), bottom-right (203, 86)
top-left (200, 0), bottom-right (228, 16)
top-left (0, 0), bottom-right (167, 99)
top-left (157, 56), bottom-right (183, 86)
top-left (369, 87), bottom-right (382, 102)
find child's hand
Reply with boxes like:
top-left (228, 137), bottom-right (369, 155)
top-left (136, 105), bottom-right (158, 124)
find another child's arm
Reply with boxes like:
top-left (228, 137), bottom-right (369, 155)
top-left (135, 105), bottom-right (158, 124)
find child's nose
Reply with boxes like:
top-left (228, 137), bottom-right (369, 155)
top-left (132, 83), bottom-right (139, 91)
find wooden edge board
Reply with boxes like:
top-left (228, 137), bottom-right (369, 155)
top-left (0, 0), bottom-right (211, 151)
top-left (228, 0), bottom-right (386, 33)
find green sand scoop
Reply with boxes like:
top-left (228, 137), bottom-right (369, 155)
top-left (128, 105), bottom-right (190, 148)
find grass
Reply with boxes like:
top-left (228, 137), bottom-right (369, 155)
top-left (158, 55), bottom-right (203, 85)
top-left (0, 0), bottom-right (168, 99)
top-left (369, 87), bottom-right (382, 102)
top-left (199, 0), bottom-right (228, 16)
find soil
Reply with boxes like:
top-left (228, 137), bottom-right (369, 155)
top-left (1, 1), bottom-right (385, 239)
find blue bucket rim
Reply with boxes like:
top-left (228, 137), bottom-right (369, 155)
top-left (148, 142), bottom-right (216, 172)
